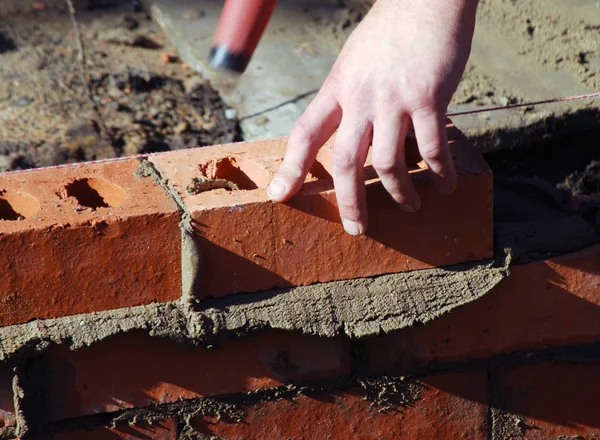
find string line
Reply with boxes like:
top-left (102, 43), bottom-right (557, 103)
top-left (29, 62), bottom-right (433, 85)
top-left (3, 92), bottom-right (599, 175)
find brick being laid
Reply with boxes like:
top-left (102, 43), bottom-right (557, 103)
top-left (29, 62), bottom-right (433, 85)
top-left (0, 159), bottom-right (182, 327)
top-left (149, 121), bottom-right (493, 298)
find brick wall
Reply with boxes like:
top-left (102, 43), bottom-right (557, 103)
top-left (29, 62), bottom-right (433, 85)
top-left (0, 122), bottom-right (598, 439)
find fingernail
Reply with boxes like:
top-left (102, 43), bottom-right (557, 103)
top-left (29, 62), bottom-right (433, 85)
top-left (342, 218), bottom-right (363, 236)
top-left (268, 178), bottom-right (286, 199)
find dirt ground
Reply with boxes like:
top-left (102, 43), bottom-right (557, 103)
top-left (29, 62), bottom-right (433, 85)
top-left (0, 0), bottom-right (240, 171)
top-left (0, 0), bottom-right (599, 192)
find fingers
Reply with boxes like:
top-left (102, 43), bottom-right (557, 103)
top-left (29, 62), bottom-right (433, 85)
top-left (371, 110), bottom-right (421, 212)
top-left (331, 116), bottom-right (372, 235)
top-left (268, 88), bottom-right (342, 202)
top-left (411, 106), bottom-right (457, 195)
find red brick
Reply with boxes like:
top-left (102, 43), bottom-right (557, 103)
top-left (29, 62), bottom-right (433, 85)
top-left (37, 419), bottom-right (177, 440)
top-left (29, 330), bottom-right (349, 421)
top-left (367, 244), bottom-right (600, 372)
top-left (193, 371), bottom-right (488, 440)
top-left (491, 362), bottom-right (600, 438)
top-left (0, 159), bottom-right (181, 326)
top-left (149, 122), bottom-right (493, 298)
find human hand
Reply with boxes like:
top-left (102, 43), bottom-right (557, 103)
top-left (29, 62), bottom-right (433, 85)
top-left (267, 0), bottom-right (479, 235)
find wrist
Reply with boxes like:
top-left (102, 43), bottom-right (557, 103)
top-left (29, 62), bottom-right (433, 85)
top-left (375, 0), bottom-right (479, 17)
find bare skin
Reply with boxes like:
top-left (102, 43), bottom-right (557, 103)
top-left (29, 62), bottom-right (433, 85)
top-left (268, 0), bottom-right (479, 235)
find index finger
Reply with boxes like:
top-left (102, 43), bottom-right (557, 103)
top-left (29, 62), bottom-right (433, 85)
top-left (268, 88), bottom-right (342, 202)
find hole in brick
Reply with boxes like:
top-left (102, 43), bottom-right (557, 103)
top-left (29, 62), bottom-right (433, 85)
top-left (199, 157), bottom-right (269, 191)
top-left (65, 178), bottom-right (126, 208)
top-left (0, 191), bottom-right (40, 220)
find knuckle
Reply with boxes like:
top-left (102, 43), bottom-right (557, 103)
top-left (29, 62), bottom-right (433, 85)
top-left (344, 81), bottom-right (373, 107)
top-left (419, 141), bottom-right (446, 162)
top-left (337, 200), bottom-right (361, 219)
top-left (279, 162), bottom-right (304, 180)
top-left (402, 79), bottom-right (439, 111)
top-left (372, 158), bottom-right (398, 176)
top-left (290, 119), bottom-right (318, 147)
top-left (331, 147), bottom-right (358, 174)
top-left (377, 84), bottom-right (401, 107)
top-left (323, 70), bottom-right (341, 91)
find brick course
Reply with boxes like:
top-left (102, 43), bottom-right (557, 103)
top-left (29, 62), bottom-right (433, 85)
top-left (192, 371), bottom-right (489, 440)
top-left (28, 330), bottom-right (349, 422)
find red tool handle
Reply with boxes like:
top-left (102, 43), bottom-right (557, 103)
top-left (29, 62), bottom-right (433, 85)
top-left (209, 0), bottom-right (278, 74)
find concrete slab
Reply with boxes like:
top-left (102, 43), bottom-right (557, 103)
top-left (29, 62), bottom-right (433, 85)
top-left (151, 0), bottom-right (349, 140)
top-left (150, 0), bottom-right (599, 148)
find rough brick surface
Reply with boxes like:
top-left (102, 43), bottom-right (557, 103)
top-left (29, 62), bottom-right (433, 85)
top-left (28, 330), bottom-right (349, 421)
top-left (491, 362), bottom-right (600, 438)
top-left (192, 371), bottom-right (489, 440)
top-left (149, 122), bottom-right (493, 298)
top-left (37, 419), bottom-right (178, 440)
top-left (367, 244), bottom-right (600, 372)
top-left (0, 159), bottom-right (182, 326)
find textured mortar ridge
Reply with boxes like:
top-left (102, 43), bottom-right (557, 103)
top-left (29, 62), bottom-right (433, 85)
top-left (179, 425), bottom-right (222, 440)
top-left (135, 159), bottom-right (203, 303)
top-left (0, 427), bottom-right (16, 440)
top-left (490, 408), bottom-right (526, 440)
top-left (135, 159), bottom-right (189, 213)
top-left (111, 396), bottom-right (243, 428)
top-left (0, 259), bottom-right (506, 360)
top-left (41, 376), bottom-right (422, 436)
top-left (23, 393), bottom-right (242, 438)
top-left (358, 376), bottom-right (425, 411)
top-left (20, 374), bottom-right (423, 438)
top-left (198, 258), bottom-right (507, 339)
top-left (0, 302), bottom-right (190, 360)
top-left (12, 366), bottom-right (28, 438)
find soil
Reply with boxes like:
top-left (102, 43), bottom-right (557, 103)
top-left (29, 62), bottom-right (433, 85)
top-left (482, 107), bottom-right (600, 192)
top-left (476, 0), bottom-right (600, 91)
top-left (0, 1), bottom-right (240, 172)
